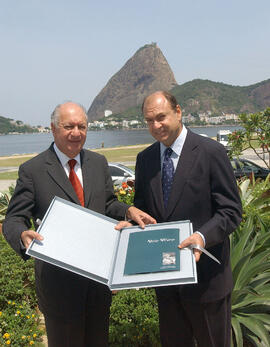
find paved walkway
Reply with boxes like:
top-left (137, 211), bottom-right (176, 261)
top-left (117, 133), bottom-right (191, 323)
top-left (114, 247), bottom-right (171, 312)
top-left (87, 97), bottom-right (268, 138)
top-left (0, 180), bottom-right (16, 192)
top-left (240, 148), bottom-right (269, 167)
top-left (0, 166), bottom-right (18, 173)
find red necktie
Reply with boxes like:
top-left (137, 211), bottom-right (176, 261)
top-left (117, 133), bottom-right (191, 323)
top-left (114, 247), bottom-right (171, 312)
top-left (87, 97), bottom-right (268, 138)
top-left (68, 159), bottom-right (84, 206)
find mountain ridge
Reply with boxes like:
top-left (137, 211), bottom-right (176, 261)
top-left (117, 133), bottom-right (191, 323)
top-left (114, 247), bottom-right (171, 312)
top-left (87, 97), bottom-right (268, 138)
top-left (87, 43), bottom-right (177, 120)
top-left (87, 42), bottom-right (269, 120)
top-left (108, 78), bottom-right (270, 120)
top-left (171, 78), bottom-right (270, 115)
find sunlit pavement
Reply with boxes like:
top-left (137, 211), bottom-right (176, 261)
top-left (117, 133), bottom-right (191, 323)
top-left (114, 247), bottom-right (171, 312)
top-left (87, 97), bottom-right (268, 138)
top-left (0, 180), bottom-right (16, 192)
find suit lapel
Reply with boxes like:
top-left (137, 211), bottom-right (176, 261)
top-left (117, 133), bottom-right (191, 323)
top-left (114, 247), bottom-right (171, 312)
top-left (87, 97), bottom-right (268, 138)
top-left (165, 131), bottom-right (199, 219)
top-left (45, 145), bottom-right (81, 205)
top-left (80, 150), bottom-right (95, 207)
top-left (147, 143), bottom-right (165, 217)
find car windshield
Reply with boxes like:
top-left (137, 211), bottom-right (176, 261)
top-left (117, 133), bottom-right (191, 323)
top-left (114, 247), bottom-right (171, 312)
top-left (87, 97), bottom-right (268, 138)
top-left (220, 135), bottom-right (228, 141)
top-left (239, 161), bottom-right (259, 170)
top-left (115, 164), bottom-right (134, 175)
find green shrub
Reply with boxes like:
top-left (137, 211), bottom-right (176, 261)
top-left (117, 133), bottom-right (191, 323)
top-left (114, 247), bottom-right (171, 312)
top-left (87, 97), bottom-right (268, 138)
top-left (231, 176), bottom-right (270, 346)
top-left (0, 186), bottom-right (14, 223)
top-left (0, 234), bottom-right (44, 346)
top-left (0, 301), bottom-right (43, 346)
top-left (0, 235), bottom-right (36, 308)
top-left (109, 289), bottom-right (160, 347)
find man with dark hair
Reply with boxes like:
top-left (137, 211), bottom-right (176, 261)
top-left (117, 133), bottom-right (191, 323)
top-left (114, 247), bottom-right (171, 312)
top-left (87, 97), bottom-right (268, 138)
top-left (3, 101), bottom-right (156, 347)
top-left (142, 91), bottom-right (178, 112)
top-left (134, 91), bottom-right (242, 346)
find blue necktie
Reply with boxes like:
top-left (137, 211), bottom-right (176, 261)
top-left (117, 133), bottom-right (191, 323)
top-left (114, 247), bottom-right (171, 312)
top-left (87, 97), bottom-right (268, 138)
top-left (162, 147), bottom-right (174, 208)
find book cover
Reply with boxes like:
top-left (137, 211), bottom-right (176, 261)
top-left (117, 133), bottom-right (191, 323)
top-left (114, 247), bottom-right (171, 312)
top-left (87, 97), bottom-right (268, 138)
top-left (124, 228), bottom-right (180, 275)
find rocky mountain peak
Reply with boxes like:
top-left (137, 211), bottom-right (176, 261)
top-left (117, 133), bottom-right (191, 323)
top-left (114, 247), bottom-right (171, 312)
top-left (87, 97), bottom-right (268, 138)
top-left (87, 43), bottom-right (177, 120)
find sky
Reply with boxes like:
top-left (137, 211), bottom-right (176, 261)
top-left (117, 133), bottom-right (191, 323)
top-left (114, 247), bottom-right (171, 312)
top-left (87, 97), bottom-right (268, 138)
top-left (1, 0), bottom-right (269, 126)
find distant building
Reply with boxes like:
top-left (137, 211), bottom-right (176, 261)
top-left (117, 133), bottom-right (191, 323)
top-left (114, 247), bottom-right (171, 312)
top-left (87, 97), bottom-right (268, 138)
top-left (104, 110), bottom-right (113, 118)
top-left (209, 116), bottom-right (224, 124)
top-left (182, 114), bottom-right (196, 123)
top-left (198, 113), bottom-right (210, 122)
top-left (122, 120), bottom-right (129, 128)
top-left (109, 121), bottom-right (118, 126)
top-left (224, 113), bottom-right (239, 121)
top-left (88, 121), bottom-right (105, 128)
top-left (36, 126), bottom-right (50, 133)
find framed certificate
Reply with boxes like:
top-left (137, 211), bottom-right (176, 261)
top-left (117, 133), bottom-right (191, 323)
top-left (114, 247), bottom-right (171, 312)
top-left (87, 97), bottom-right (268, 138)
top-left (27, 197), bottom-right (197, 290)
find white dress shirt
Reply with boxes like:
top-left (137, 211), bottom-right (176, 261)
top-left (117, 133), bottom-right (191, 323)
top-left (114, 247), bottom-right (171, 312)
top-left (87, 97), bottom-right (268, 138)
top-left (53, 144), bottom-right (83, 187)
top-left (160, 124), bottom-right (187, 172)
top-left (159, 126), bottom-right (205, 246)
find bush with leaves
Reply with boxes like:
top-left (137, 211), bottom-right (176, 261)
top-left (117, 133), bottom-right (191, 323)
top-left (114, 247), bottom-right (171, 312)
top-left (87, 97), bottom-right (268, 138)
top-left (0, 235), bottom-right (37, 308)
top-left (0, 301), bottom-right (43, 346)
top-left (0, 233), bottom-right (44, 346)
top-left (0, 186), bottom-right (14, 223)
top-left (109, 289), bottom-right (160, 347)
top-left (231, 176), bottom-right (270, 346)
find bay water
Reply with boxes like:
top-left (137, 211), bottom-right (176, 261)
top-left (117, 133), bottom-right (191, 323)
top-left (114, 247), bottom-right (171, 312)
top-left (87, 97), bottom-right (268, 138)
top-left (0, 126), bottom-right (241, 157)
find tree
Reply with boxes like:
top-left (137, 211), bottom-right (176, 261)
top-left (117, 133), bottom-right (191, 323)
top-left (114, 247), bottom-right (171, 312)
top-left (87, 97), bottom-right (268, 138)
top-left (228, 108), bottom-right (270, 168)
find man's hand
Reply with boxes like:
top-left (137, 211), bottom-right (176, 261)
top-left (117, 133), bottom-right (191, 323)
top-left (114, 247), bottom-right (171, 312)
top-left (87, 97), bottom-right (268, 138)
top-left (126, 206), bottom-right (157, 229)
top-left (115, 221), bottom-right (133, 231)
top-left (178, 233), bottom-right (204, 262)
top-left (21, 230), bottom-right (44, 249)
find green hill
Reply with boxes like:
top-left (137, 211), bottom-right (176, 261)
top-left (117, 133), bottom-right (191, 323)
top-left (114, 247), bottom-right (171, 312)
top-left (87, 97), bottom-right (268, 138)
top-left (107, 78), bottom-right (270, 119)
top-left (171, 78), bottom-right (270, 115)
top-left (0, 116), bottom-right (38, 134)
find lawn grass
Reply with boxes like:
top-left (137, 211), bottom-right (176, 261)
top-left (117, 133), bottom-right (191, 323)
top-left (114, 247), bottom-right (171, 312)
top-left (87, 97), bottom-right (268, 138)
top-left (93, 144), bottom-right (150, 162)
top-left (0, 144), bottom-right (150, 179)
top-left (0, 171), bottom-right (18, 180)
top-left (0, 155), bottom-right (36, 167)
top-left (0, 145), bottom-right (150, 167)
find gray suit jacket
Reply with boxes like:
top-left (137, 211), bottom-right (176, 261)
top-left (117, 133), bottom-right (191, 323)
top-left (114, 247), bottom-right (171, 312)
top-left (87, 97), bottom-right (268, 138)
top-left (3, 144), bottom-right (128, 319)
top-left (134, 130), bottom-right (242, 302)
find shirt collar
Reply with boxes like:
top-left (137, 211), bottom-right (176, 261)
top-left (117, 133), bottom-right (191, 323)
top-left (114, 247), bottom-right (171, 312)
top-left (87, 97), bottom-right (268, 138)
top-left (53, 143), bottom-right (81, 167)
top-left (160, 124), bottom-right (187, 157)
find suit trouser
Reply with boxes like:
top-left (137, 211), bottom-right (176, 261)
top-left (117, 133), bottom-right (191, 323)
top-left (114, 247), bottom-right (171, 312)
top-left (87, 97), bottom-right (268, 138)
top-left (44, 281), bottom-right (112, 347)
top-left (155, 286), bottom-right (231, 347)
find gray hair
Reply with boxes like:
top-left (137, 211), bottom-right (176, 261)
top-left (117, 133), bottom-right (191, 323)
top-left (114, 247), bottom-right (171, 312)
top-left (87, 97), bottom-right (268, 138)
top-left (51, 101), bottom-right (88, 126)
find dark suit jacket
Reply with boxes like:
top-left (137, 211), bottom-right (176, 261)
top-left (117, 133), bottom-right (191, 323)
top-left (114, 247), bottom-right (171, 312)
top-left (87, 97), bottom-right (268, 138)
top-left (134, 130), bottom-right (242, 303)
top-left (3, 144), bottom-right (128, 320)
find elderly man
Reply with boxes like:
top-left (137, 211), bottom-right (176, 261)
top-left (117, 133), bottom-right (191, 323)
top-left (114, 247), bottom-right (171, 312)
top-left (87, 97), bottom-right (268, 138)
top-left (133, 91), bottom-right (242, 347)
top-left (3, 101), bottom-right (156, 347)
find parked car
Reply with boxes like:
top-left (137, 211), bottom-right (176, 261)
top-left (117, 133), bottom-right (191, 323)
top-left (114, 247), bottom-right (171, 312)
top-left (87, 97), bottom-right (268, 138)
top-left (108, 163), bottom-right (135, 186)
top-left (230, 158), bottom-right (270, 180)
top-left (217, 130), bottom-right (232, 151)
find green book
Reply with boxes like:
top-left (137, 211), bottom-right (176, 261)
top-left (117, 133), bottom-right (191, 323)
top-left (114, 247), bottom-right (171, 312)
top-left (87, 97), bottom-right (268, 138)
top-left (124, 228), bottom-right (180, 275)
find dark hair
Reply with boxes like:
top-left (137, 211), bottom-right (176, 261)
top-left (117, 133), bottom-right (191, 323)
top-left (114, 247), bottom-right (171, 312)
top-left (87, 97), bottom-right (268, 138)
top-left (141, 91), bottom-right (179, 112)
